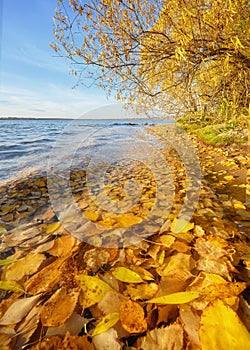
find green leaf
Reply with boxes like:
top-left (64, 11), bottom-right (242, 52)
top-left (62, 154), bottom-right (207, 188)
top-left (92, 312), bottom-right (119, 336)
top-left (0, 280), bottom-right (24, 293)
top-left (112, 267), bottom-right (144, 283)
top-left (146, 291), bottom-right (200, 304)
top-left (170, 218), bottom-right (194, 234)
top-left (0, 259), bottom-right (15, 266)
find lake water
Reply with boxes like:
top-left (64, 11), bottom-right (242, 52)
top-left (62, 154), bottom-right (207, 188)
top-left (0, 118), bottom-right (171, 185)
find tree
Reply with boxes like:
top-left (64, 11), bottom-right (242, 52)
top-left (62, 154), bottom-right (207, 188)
top-left (52, 0), bottom-right (250, 119)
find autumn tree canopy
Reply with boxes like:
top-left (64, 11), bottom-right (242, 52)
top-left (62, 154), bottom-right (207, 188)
top-left (52, 0), bottom-right (250, 119)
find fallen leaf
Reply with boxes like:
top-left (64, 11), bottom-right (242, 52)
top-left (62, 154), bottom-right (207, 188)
top-left (47, 235), bottom-right (76, 257)
top-left (120, 299), bottom-right (147, 333)
top-left (92, 312), bottom-right (119, 336)
top-left (199, 300), bottom-right (250, 350)
top-left (0, 280), bottom-right (24, 293)
top-left (98, 290), bottom-right (121, 314)
top-left (46, 312), bottom-right (87, 337)
top-left (77, 274), bottom-right (112, 308)
top-left (0, 294), bottom-right (41, 325)
top-left (0, 259), bottom-right (15, 266)
top-left (0, 333), bottom-right (12, 349)
top-left (126, 283), bottom-right (158, 301)
top-left (41, 287), bottom-right (79, 327)
top-left (45, 221), bottom-right (61, 234)
top-left (2, 253), bottom-right (45, 282)
top-left (179, 304), bottom-right (200, 347)
top-left (116, 214), bottom-right (142, 227)
top-left (139, 323), bottom-right (183, 350)
top-left (93, 328), bottom-right (121, 350)
top-left (170, 218), bottom-right (194, 234)
top-left (224, 175), bottom-right (234, 181)
top-left (112, 267), bottom-right (144, 283)
top-left (146, 291), bottom-right (200, 305)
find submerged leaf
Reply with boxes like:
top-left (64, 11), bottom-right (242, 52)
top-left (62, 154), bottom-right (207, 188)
top-left (45, 221), bottom-right (61, 234)
top-left (170, 218), bottom-right (194, 234)
top-left (92, 312), bottom-right (119, 336)
top-left (0, 259), bottom-right (15, 266)
top-left (112, 267), bottom-right (144, 283)
top-left (199, 300), bottom-right (250, 350)
top-left (0, 294), bottom-right (41, 325)
top-left (77, 275), bottom-right (112, 308)
top-left (120, 299), bottom-right (147, 333)
top-left (0, 280), bottom-right (24, 293)
top-left (147, 291), bottom-right (200, 305)
top-left (41, 287), bottom-right (79, 327)
top-left (3, 253), bottom-right (45, 282)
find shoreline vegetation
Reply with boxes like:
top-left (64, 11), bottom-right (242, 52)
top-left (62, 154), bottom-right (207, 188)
top-left (0, 124), bottom-right (249, 349)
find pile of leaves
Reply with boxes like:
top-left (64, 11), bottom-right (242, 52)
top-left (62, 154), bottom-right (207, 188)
top-left (0, 126), bottom-right (249, 349)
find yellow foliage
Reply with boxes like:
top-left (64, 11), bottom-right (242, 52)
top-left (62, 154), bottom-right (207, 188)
top-left (199, 300), bottom-right (250, 350)
top-left (92, 312), bottom-right (119, 336)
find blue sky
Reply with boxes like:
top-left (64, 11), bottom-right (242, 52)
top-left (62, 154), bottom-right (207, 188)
top-left (0, 0), bottom-right (115, 118)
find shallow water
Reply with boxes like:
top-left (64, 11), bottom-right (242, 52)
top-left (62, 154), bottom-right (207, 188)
top-left (0, 118), bottom-right (171, 185)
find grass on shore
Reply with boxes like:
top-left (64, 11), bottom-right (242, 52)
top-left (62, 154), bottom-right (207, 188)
top-left (177, 112), bottom-right (249, 145)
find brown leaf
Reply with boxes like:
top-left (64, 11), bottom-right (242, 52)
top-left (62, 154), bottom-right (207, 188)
top-left (41, 287), bottom-right (79, 327)
top-left (119, 299), bottom-right (147, 333)
top-left (47, 235), bottom-right (76, 257)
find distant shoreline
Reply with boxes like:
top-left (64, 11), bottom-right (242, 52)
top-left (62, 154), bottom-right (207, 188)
top-left (0, 117), bottom-right (74, 120)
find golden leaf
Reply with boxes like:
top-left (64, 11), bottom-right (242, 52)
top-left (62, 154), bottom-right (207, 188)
top-left (170, 218), bottom-right (194, 234)
top-left (2, 253), bottom-right (45, 282)
top-left (0, 259), bottom-right (15, 266)
top-left (126, 283), bottom-right (158, 301)
top-left (112, 267), bottom-right (144, 283)
top-left (77, 275), bottom-right (112, 308)
top-left (47, 235), bottom-right (76, 257)
top-left (120, 299), bottom-right (147, 333)
top-left (116, 214), bottom-right (142, 227)
top-left (92, 312), bottom-right (119, 336)
top-left (146, 291), bottom-right (200, 305)
top-left (45, 222), bottom-right (61, 234)
top-left (41, 288), bottom-right (79, 327)
top-left (199, 300), bottom-right (250, 350)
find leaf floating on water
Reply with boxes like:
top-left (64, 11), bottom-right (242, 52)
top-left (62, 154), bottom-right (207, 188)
top-left (170, 218), bottom-right (194, 234)
top-left (112, 267), bottom-right (144, 283)
top-left (146, 291), bottom-right (200, 305)
top-left (77, 275), bottom-right (112, 308)
top-left (0, 280), bottom-right (24, 293)
top-left (45, 221), bottom-right (61, 234)
top-left (120, 299), bottom-right (147, 333)
top-left (0, 294), bottom-right (41, 325)
top-left (2, 253), bottom-right (45, 282)
top-left (41, 288), bottom-right (79, 327)
top-left (92, 312), bottom-right (119, 336)
top-left (199, 300), bottom-right (250, 350)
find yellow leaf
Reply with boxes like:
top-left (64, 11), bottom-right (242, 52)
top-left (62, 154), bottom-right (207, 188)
top-left (233, 202), bottom-right (246, 210)
top-left (120, 299), bottom-right (147, 333)
top-left (112, 267), bottom-right (144, 283)
top-left (199, 300), bottom-right (250, 350)
top-left (224, 175), bottom-right (234, 181)
top-left (41, 287), bottom-right (79, 327)
top-left (126, 283), bottom-right (158, 301)
top-left (83, 210), bottom-right (99, 222)
top-left (146, 291), bottom-right (200, 304)
top-left (77, 275), bottom-right (112, 308)
top-left (92, 312), bottom-right (119, 336)
top-left (3, 253), bottom-right (45, 282)
top-left (0, 280), bottom-right (24, 293)
top-left (116, 214), bottom-right (142, 227)
top-left (170, 218), bottom-right (194, 234)
top-left (45, 222), bottom-right (61, 234)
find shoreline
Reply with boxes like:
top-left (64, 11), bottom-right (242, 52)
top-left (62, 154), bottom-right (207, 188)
top-left (0, 127), bottom-right (249, 349)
